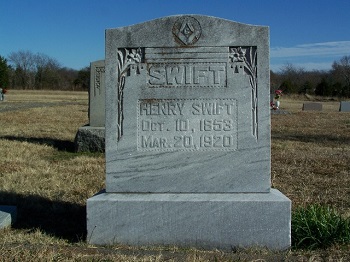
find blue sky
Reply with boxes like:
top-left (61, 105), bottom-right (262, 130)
top-left (1, 0), bottom-right (349, 72)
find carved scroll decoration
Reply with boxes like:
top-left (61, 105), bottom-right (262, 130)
top-left (229, 47), bottom-right (258, 138)
top-left (117, 48), bottom-right (143, 140)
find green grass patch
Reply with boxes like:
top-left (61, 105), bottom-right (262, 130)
top-left (292, 205), bottom-right (350, 249)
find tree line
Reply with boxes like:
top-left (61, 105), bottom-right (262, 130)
top-left (0, 50), bottom-right (89, 91)
top-left (271, 56), bottom-right (350, 97)
top-left (1, 50), bottom-right (350, 97)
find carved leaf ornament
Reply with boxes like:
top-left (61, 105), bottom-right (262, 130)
top-left (230, 47), bottom-right (258, 138)
top-left (117, 48), bottom-right (143, 140)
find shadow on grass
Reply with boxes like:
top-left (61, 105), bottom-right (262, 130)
top-left (272, 133), bottom-right (350, 145)
top-left (0, 191), bottom-right (86, 242)
top-left (0, 135), bottom-right (75, 152)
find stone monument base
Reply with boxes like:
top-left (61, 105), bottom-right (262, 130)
top-left (0, 205), bottom-right (17, 229)
top-left (87, 189), bottom-right (291, 250)
top-left (74, 126), bottom-right (105, 152)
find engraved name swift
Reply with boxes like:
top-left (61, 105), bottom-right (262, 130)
top-left (138, 99), bottom-right (237, 151)
top-left (148, 63), bottom-right (226, 87)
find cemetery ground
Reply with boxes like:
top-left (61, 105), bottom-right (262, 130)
top-left (0, 90), bottom-right (349, 261)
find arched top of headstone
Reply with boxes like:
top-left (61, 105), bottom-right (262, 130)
top-left (106, 15), bottom-right (269, 48)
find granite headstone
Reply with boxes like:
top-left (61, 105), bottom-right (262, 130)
top-left (87, 15), bottom-right (291, 250)
top-left (74, 60), bottom-right (105, 152)
top-left (339, 101), bottom-right (350, 112)
top-left (302, 102), bottom-right (322, 111)
top-left (0, 205), bottom-right (17, 229)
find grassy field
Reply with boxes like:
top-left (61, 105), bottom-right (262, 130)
top-left (0, 90), bottom-right (349, 261)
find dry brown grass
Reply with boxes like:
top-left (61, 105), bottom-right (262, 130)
top-left (272, 97), bottom-right (350, 218)
top-left (0, 91), bottom-right (350, 261)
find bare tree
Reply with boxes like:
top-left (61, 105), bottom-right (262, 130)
top-left (278, 63), bottom-right (306, 93)
top-left (7, 50), bottom-right (89, 90)
top-left (332, 55), bottom-right (350, 96)
top-left (8, 50), bottom-right (36, 89)
top-left (34, 53), bottom-right (61, 89)
top-left (8, 50), bottom-right (65, 90)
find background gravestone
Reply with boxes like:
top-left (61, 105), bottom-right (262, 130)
top-left (74, 60), bottom-right (105, 152)
top-left (0, 205), bottom-right (16, 229)
top-left (89, 60), bottom-right (106, 127)
top-left (302, 102), bottom-right (322, 111)
top-left (339, 101), bottom-right (350, 112)
top-left (87, 15), bottom-right (291, 250)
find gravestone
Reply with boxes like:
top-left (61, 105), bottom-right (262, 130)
top-left (339, 101), bottom-right (350, 112)
top-left (89, 60), bottom-right (106, 127)
top-left (0, 205), bottom-right (17, 229)
top-left (302, 102), bottom-right (322, 111)
top-left (87, 15), bottom-right (291, 250)
top-left (74, 60), bottom-right (105, 152)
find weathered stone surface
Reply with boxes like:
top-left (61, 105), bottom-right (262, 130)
top-left (89, 60), bottom-right (105, 127)
top-left (87, 15), bottom-right (291, 250)
top-left (0, 205), bottom-right (17, 229)
top-left (302, 102), bottom-right (322, 111)
top-left (74, 126), bottom-right (105, 152)
top-left (105, 15), bottom-right (271, 193)
top-left (74, 60), bottom-right (105, 153)
top-left (87, 190), bottom-right (291, 250)
top-left (339, 101), bottom-right (350, 112)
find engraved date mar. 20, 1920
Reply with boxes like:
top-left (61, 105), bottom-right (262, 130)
top-left (137, 99), bottom-right (237, 151)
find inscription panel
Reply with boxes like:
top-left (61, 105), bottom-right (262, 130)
top-left (137, 99), bottom-right (237, 151)
top-left (94, 66), bottom-right (105, 96)
top-left (89, 60), bottom-right (105, 127)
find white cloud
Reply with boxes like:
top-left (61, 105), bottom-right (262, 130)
top-left (270, 41), bottom-right (350, 71)
top-left (271, 41), bottom-right (350, 58)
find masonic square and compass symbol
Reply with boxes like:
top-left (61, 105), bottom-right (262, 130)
top-left (172, 16), bottom-right (202, 45)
